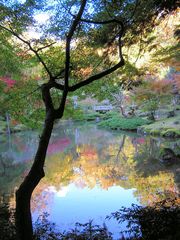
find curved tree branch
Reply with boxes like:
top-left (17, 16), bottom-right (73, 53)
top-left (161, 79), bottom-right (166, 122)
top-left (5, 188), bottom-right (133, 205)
top-left (69, 59), bottom-right (124, 91)
top-left (74, 17), bottom-right (124, 26)
top-left (64, 0), bottom-right (87, 88)
top-left (36, 42), bottom-right (56, 52)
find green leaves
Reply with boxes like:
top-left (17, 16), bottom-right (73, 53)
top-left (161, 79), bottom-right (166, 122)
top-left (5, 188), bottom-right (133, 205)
top-left (4, 79), bottom-right (45, 129)
top-left (98, 112), bottom-right (152, 130)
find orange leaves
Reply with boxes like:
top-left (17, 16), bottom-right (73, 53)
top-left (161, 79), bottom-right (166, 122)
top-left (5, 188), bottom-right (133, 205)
top-left (149, 79), bottom-right (172, 95)
top-left (79, 145), bottom-right (98, 161)
top-left (132, 78), bottom-right (173, 104)
top-left (16, 50), bottom-right (31, 60)
top-left (76, 66), bottom-right (93, 78)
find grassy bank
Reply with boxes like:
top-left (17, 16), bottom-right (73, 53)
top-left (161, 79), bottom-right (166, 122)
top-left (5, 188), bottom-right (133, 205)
top-left (138, 116), bottom-right (180, 138)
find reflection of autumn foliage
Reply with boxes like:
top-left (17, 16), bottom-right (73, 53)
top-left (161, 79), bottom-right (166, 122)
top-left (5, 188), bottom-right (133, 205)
top-left (78, 144), bottom-right (98, 160)
top-left (45, 154), bottom-right (74, 187)
top-left (47, 137), bottom-right (71, 155)
top-left (132, 172), bottom-right (177, 205)
top-left (30, 134), bottom-right (179, 210)
top-left (31, 181), bottom-right (54, 215)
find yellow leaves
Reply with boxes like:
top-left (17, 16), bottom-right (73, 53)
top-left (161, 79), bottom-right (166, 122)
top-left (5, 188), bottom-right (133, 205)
top-left (121, 138), bottom-right (136, 167)
top-left (131, 171), bottom-right (176, 205)
top-left (155, 9), bottom-right (180, 44)
top-left (97, 48), bottom-right (104, 57)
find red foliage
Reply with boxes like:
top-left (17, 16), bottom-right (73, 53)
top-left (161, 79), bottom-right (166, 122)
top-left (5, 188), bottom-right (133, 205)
top-left (11, 119), bottom-right (19, 126)
top-left (0, 76), bottom-right (16, 90)
top-left (47, 137), bottom-right (71, 155)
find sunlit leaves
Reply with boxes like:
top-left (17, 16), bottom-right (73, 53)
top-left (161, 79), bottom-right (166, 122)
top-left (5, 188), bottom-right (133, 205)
top-left (40, 45), bottom-right (65, 77)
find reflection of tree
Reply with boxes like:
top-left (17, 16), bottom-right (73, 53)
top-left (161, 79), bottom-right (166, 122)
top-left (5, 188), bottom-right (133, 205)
top-left (47, 137), bottom-right (71, 155)
top-left (133, 137), bottom-right (161, 176)
top-left (0, 154), bottom-right (30, 197)
top-left (31, 132), bottom-right (179, 213)
top-left (31, 181), bottom-right (54, 215)
top-left (1, 125), bottom-right (179, 228)
top-left (116, 135), bottom-right (126, 162)
top-left (132, 172), bottom-right (177, 204)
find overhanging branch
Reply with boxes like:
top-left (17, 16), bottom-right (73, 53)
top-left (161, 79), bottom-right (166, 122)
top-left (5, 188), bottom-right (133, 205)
top-left (76, 17), bottom-right (124, 26)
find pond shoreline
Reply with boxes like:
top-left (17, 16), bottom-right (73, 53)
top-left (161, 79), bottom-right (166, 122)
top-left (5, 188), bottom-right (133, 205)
top-left (1, 115), bottom-right (180, 139)
top-left (137, 116), bottom-right (180, 138)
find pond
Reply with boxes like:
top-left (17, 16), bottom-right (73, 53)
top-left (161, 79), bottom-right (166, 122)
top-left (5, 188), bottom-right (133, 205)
top-left (0, 121), bottom-right (179, 238)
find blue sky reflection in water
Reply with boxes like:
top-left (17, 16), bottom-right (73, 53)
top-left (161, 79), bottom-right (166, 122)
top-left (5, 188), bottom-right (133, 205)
top-left (30, 124), bottom-right (140, 236)
top-left (33, 183), bottom-right (138, 236)
top-left (0, 122), bottom-right (179, 237)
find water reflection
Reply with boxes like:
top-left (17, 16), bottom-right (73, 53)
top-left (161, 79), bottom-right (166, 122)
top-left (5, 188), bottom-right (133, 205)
top-left (0, 122), bottom-right (179, 235)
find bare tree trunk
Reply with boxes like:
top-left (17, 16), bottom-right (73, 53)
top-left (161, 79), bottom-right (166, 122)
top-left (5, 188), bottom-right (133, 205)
top-left (119, 106), bottom-right (127, 118)
top-left (16, 115), bottom-right (54, 240)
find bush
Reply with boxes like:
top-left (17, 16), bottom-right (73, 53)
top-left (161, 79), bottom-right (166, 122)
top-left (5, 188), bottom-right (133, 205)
top-left (98, 116), bottom-right (152, 130)
top-left (107, 198), bottom-right (180, 240)
top-left (63, 106), bottom-right (85, 120)
top-left (0, 204), bottom-right (16, 240)
top-left (101, 111), bottom-right (120, 120)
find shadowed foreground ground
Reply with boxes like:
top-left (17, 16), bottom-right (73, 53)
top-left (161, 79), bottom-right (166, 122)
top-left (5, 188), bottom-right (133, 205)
top-left (0, 198), bottom-right (180, 240)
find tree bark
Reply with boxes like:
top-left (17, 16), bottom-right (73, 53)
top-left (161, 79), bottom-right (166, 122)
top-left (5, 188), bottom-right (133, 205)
top-left (119, 105), bottom-right (127, 117)
top-left (15, 115), bottom-right (54, 240)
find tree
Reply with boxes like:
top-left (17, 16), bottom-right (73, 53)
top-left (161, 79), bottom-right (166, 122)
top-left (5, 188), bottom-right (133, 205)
top-left (130, 78), bottom-right (174, 120)
top-left (0, 0), bottom-right (178, 239)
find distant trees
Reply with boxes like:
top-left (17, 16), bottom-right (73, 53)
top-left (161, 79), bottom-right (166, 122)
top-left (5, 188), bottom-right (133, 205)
top-left (130, 78), bottom-right (173, 119)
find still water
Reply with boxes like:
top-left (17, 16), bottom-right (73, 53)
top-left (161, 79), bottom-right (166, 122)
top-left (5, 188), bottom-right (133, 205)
top-left (0, 121), bottom-right (179, 237)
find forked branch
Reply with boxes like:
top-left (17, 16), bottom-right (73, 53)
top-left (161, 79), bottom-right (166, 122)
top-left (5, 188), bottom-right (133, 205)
top-left (0, 24), bottom-right (53, 78)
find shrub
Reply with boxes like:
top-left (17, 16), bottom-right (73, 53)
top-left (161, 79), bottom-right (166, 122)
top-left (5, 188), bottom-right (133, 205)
top-left (98, 116), bottom-right (152, 130)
